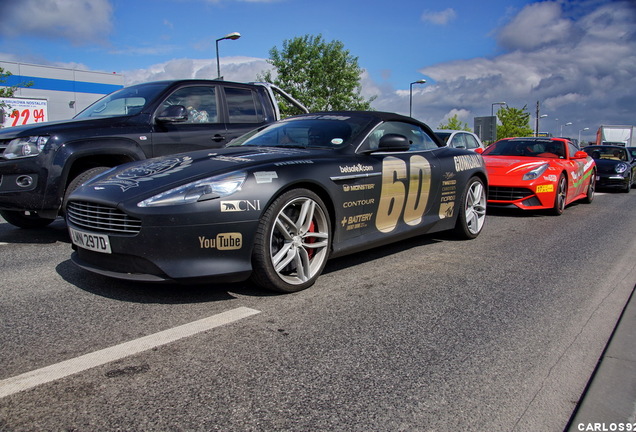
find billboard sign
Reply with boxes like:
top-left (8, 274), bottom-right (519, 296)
top-left (0, 97), bottom-right (48, 128)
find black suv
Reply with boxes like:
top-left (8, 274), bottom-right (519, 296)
top-left (0, 79), bottom-right (306, 228)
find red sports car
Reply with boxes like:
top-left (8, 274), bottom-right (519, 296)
top-left (481, 137), bottom-right (596, 215)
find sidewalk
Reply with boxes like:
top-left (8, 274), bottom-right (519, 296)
top-left (567, 287), bottom-right (636, 430)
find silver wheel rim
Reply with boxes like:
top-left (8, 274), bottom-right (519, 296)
top-left (269, 196), bottom-right (329, 285)
top-left (465, 180), bottom-right (487, 235)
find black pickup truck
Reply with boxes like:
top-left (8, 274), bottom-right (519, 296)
top-left (0, 79), bottom-right (307, 228)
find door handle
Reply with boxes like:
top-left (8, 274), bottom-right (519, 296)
top-left (211, 134), bottom-right (226, 142)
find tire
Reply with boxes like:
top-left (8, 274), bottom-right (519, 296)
top-left (0, 210), bottom-right (55, 229)
top-left (622, 175), bottom-right (631, 193)
top-left (550, 174), bottom-right (567, 216)
top-left (63, 166), bottom-right (111, 211)
top-left (583, 170), bottom-right (595, 204)
top-left (452, 176), bottom-right (487, 240)
top-left (250, 189), bottom-right (331, 293)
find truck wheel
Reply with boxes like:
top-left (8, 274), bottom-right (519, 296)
top-left (63, 167), bottom-right (111, 211)
top-left (0, 210), bottom-right (55, 229)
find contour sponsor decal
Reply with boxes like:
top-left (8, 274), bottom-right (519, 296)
top-left (343, 199), bottom-right (375, 208)
top-left (199, 233), bottom-right (242, 250)
top-left (220, 200), bottom-right (261, 212)
top-left (93, 156), bottom-right (193, 192)
top-left (453, 154), bottom-right (483, 172)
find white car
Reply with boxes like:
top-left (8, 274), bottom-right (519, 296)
top-left (434, 130), bottom-right (485, 152)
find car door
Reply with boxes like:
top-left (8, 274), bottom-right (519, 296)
top-left (150, 84), bottom-right (229, 157)
top-left (353, 121), bottom-right (444, 241)
top-left (564, 140), bottom-right (590, 198)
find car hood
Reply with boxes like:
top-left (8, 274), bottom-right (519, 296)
top-left (72, 146), bottom-right (323, 204)
top-left (483, 156), bottom-right (548, 176)
top-left (0, 115), bottom-right (136, 139)
top-left (593, 158), bottom-right (629, 173)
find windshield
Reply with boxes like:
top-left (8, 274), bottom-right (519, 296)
top-left (229, 116), bottom-right (373, 149)
top-left (584, 146), bottom-right (628, 161)
top-left (483, 139), bottom-right (565, 158)
top-left (75, 82), bottom-right (169, 119)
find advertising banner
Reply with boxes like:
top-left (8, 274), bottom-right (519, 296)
top-left (0, 97), bottom-right (48, 128)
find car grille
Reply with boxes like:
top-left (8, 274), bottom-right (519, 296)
top-left (0, 139), bottom-right (9, 160)
top-left (66, 201), bottom-right (141, 235)
top-left (488, 187), bottom-right (534, 201)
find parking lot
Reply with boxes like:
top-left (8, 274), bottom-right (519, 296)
top-left (1, 191), bottom-right (635, 431)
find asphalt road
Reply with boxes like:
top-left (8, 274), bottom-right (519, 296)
top-left (1, 191), bottom-right (635, 432)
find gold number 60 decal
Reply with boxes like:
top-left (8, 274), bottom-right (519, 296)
top-left (375, 155), bottom-right (432, 233)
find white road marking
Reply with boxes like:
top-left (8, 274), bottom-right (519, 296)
top-left (0, 306), bottom-right (260, 399)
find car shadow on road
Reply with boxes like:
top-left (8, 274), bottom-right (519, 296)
top-left (0, 218), bottom-right (70, 244)
top-left (55, 258), bottom-right (270, 304)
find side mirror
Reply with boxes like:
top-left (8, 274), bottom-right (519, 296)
top-left (573, 150), bottom-right (588, 159)
top-left (474, 148), bottom-right (484, 154)
top-left (156, 105), bottom-right (188, 123)
top-left (378, 134), bottom-right (410, 152)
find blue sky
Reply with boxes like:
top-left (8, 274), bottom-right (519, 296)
top-left (1, 0), bottom-right (634, 142)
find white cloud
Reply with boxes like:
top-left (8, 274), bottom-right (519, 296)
top-left (402, 0), bottom-right (636, 137)
top-left (121, 56), bottom-right (272, 85)
top-left (0, 0), bottom-right (113, 44)
top-left (421, 8), bottom-right (457, 26)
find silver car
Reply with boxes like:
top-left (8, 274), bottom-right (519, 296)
top-left (435, 130), bottom-right (485, 152)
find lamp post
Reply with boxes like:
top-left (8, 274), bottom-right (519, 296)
top-left (216, 32), bottom-right (241, 79)
top-left (535, 114), bottom-right (548, 137)
top-left (409, 79), bottom-right (426, 117)
top-left (491, 101), bottom-right (506, 116)
top-left (578, 127), bottom-right (589, 143)
top-left (560, 121), bottom-right (572, 136)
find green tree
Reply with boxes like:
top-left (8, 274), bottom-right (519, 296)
top-left (0, 67), bottom-right (33, 120)
top-left (259, 34), bottom-right (376, 114)
top-left (438, 114), bottom-right (471, 131)
top-left (496, 105), bottom-right (534, 139)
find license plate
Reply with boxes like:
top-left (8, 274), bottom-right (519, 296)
top-left (69, 227), bottom-right (112, 254)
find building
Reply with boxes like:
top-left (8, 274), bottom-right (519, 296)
top-left (1, 60), bottom-right (124, 123)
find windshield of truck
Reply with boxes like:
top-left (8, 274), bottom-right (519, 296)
top-left (74, 83), bottom-right (169, 118)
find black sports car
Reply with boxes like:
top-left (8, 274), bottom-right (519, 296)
top-left (583, 145), bottom-right (636, 192)
top-left (66, 111), bottom-right (488, 292)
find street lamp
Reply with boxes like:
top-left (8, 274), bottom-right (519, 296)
top-left (560, 121), bottom-right (572, 136)
top-left (578, 127), bottom-right (590, 143)
top-left (409, 79), bottom-right (426, 117)
top-left (491, 101), bottom-right (506, 116)
top-left (535, 114), bottom-right (548, 137)
top-left (216, 32), bottom-right (241, 79)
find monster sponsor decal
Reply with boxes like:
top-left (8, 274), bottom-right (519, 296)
top-left (342, 183), bottom-right (375, 192)
top-left (375, 155), bottom-right (432, 233)
top-left (93, 156), bottom-right (193, 192)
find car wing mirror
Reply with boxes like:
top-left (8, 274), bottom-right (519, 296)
top-left (156, 105), bottom-right (188, 123)
top-left (474, 147), bottom-right (484, 154)
top-left (377, 134), bottom-right (410, 152)
top-left (573, 150), bottom-right (589, 159)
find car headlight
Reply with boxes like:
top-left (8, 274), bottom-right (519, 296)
top-left (522, 163), bottom-right (549, 180)
top-left (615, 163), bottom-right (628, 174)
top-left (138, 171), bottom-right (247, 207)
top-left (3, 136), bottom-right (50, 159)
